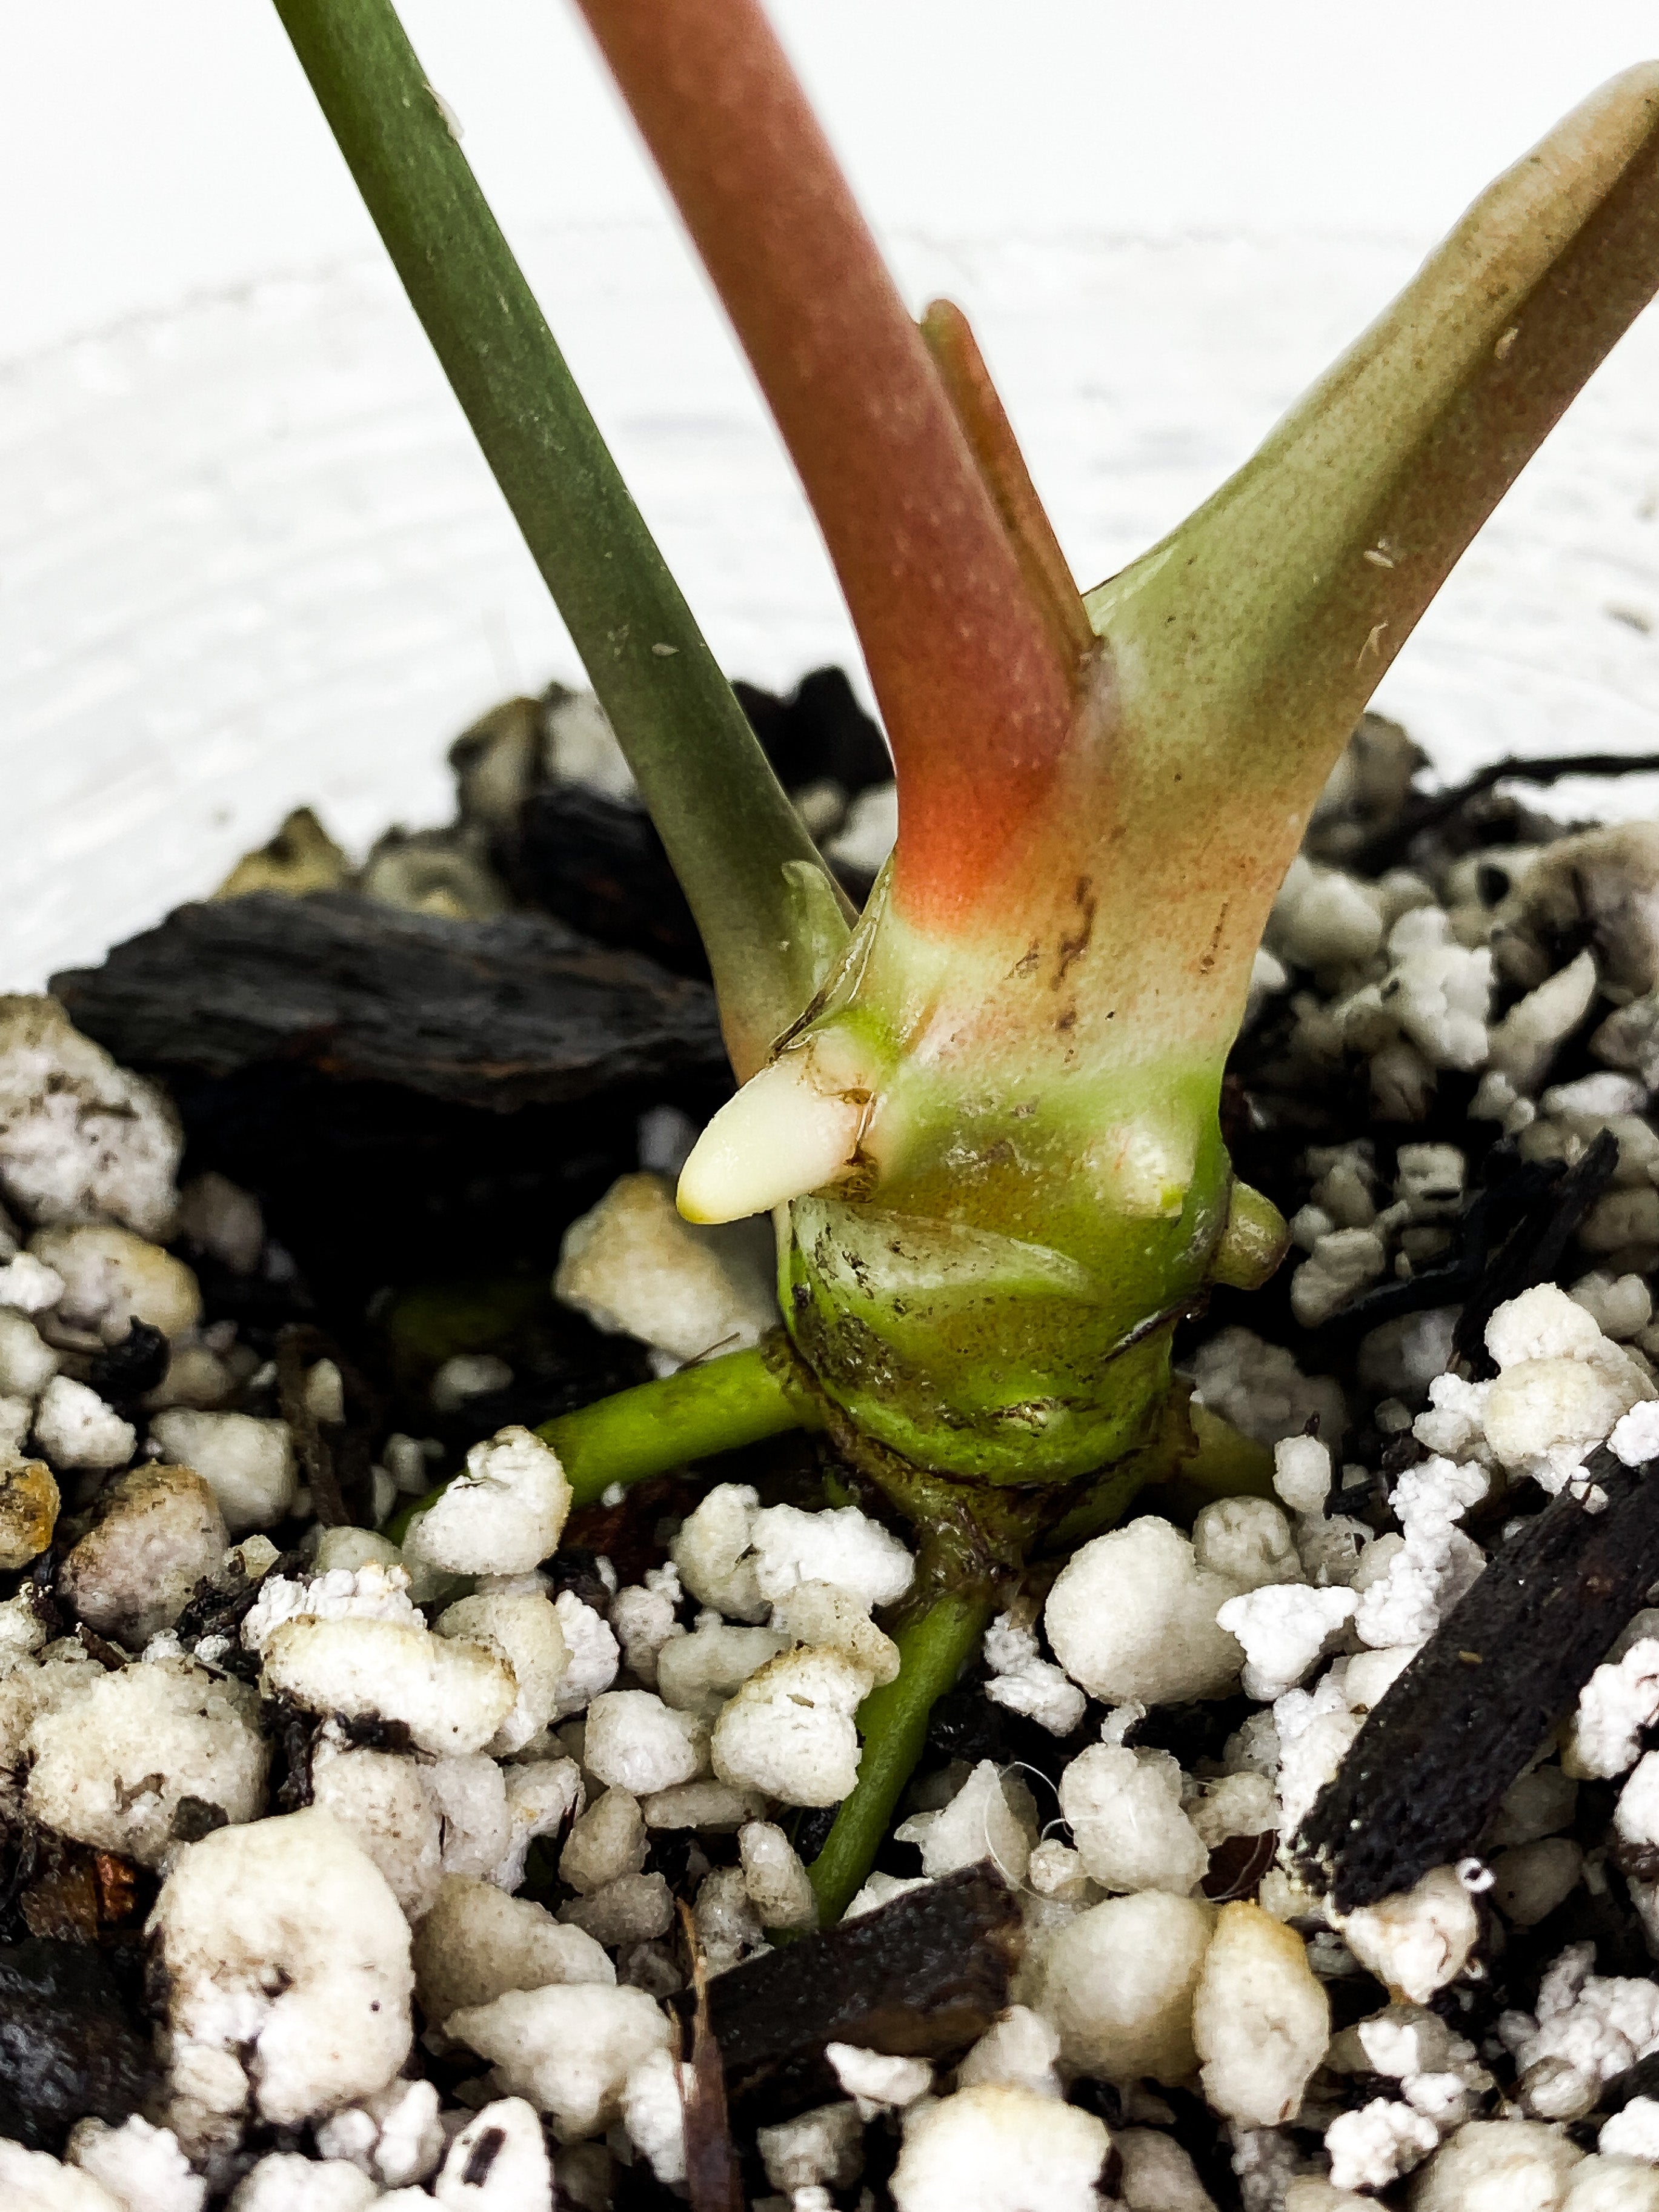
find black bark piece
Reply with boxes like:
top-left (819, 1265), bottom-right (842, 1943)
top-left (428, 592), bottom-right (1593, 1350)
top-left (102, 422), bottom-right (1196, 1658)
top-left (86, 1321), bottom-right (170, 1412)
top-left (168, 1797), bottom-right (227, 1844)
top-left (1294, 1446), bottom-right (1659, 1911)
top-left (733, 666), bottom-right (892, 798)
top-left (1349, 749), bottom-right (1659, 876)
top-left (499, 772), bottom-right (875, 978)
top-left (1451, 1129), bottom-right (1620, 1374)
top-left (1601, 2048), bottom-right (1659, 2114)
top-left (495, 668), bottom-right (886, 977)
top-left (16, 1860), bottom-right (100, 1945)
top-left (499, 782), bottom-right (710, 980)
top-left (1298, 1134), bottom-right (1616, 1358)
top-left (0, 1827), bottom-right (150, 1956)
top-left (66, 878), bottom-right (743, 1335)
top-left (0, 1937), bottom-right (157, 2150)
top-left (677, 1865), bottom-right (1020, 2120)
top-left (0, 1827), bottom-right (49, 1948)
top-left (52, 891), bottom-right (726, 1112)
top-left (173, 1551), bottom-right (305, 1653)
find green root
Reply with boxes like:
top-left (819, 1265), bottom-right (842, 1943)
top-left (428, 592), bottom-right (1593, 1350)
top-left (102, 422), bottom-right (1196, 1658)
top-left (800, 1396), bottom-right (1277, 1921)
top-left (384, 1340), bottom-right (819, 1542)
top-left (379, 1329), bottom-right (1276, 1923)
top-left (545, 1344), bottom-right (819, 1508)
top-left (805, 1587), bottom-right (996, 1928)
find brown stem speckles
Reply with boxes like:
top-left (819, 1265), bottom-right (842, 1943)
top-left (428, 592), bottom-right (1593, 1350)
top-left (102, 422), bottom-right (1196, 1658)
top-left (1054, 877), bottom-right (1097, 987)
top-left (1199, 904), bottom-right (1232, 978)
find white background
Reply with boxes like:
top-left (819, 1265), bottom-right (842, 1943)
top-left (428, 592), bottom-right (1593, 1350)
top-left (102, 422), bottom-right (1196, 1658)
top-left (5, 3), bottom-right (1659, 360)
top-left (4, 6), bottom-right (1659, 990)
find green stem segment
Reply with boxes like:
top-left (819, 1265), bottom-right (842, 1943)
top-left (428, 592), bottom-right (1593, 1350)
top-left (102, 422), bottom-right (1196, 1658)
top-left (271, 0), bottom-right (848, 1077)
top-left (806, 1588), bottom-right (997, 1927)
top-left (547, 1347), bottom-right (819, 1510)
top-left (384, 1343), bottom-right (819, 1543)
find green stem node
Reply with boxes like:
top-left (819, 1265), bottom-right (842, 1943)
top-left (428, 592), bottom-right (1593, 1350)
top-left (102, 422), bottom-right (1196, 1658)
top-left (806, 1587), bottom-right (996, 1928)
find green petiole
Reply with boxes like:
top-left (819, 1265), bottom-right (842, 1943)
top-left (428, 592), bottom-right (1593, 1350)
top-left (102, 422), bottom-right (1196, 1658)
top-left (271, 0), bottom-right (848, 1080)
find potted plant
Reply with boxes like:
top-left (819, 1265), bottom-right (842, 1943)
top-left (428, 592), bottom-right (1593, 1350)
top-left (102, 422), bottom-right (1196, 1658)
top-left (265, 0), bottom-right (1659, 1931)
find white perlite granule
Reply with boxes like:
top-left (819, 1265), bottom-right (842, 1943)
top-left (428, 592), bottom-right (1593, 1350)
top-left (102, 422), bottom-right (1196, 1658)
top-left (1036, 1890), bottom-right (1214, 2084)
top-left (259, 1615), bottom-right (517, 1756)
top-left (1192, 1903), bottom-right (1329, 2127)
top-left (27, 1655), bottom-right (267, 1867)
top-left (150, 1809), bottom-right (413, 2126)
top-left (0, 996), bottom-right (183, 1238)
top-left (556, 1170), bottom-right (777, 1366)
top-left (981, 1611), bottom-right (1086, 1735)
top-left (888, 2084), bottom-right (1111, 2212)
top-left (1058, 1744), bottom-right (1206, 1896)
top-left (32, 1375), bottom-right (135, 1472)
top-left (435, 1587), bottom-right (567, 1755)
top-left (307, 1737), bottom-right (444, 1921)
top-left (402, 1424), bottom-right (571, 1577)
top-left (1335, 1865), bottom-right (1480, 2004)
top-left (1045, 1518), bottom-right (1243, 1705)
top-left (583, 1689), bottom-right (708, 1795)
top-left (147, 1409), bottom-right (295, 1533)
top-left (412, 1876), bottom-right (611, 2024)
top-left (896, 1759), bottom-right (1038, 1885)
top-left (31, 1223), bottom-right (199, 1343)
top-left (444, 1982), bottom-right (675, 2141)
top-left (711, 1646), bottom-right (870, 1805)
top-left (67, 2114), bottom-right (205, 2212)
top-left (59, 1463), bottom-right (227, 1646)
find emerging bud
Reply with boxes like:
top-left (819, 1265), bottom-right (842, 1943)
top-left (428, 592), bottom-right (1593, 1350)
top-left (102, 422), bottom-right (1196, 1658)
top-left (678, 1038), bottom-right (875, 1223)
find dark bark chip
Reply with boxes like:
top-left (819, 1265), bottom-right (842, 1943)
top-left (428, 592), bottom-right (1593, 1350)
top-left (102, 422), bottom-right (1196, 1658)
top-left (0, 1937), bottom-right (158, 2150)
top-left (1295, 1446), bottom-right (1659, 1911)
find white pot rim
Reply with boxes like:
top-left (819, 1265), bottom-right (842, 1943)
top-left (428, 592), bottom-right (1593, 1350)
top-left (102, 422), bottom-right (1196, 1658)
top-left (2, 222), bottom-right (1657, 991)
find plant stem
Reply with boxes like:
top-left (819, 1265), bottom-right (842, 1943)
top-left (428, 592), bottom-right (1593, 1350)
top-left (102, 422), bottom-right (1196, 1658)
top-left (576, 0), bottom-right (1082, 932)
top-left (1083, 68), bottom-right (1659, 888)
top-left (382, 1343), bottom-right (819, 1542)
top-left (806, 1587), bottom-right (996, 1927)
top-left (271, 0), bottom-right (848, 1078)
top-left (548, 1347), bottom-right (819, 1509)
